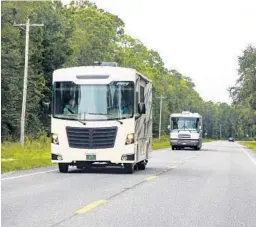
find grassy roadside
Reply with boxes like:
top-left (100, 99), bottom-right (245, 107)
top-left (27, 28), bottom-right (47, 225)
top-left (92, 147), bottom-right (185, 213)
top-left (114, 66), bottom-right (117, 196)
top-left (239, 141), bottom-right (256, 151)
top-left (1, 136), bottom-right (53, 174)
top-left (203, 138), bottom-right (215, 143)
top-left (152, 137), bottom-right (170, 150)
top-left (1, 136), bottom-right (216, 173)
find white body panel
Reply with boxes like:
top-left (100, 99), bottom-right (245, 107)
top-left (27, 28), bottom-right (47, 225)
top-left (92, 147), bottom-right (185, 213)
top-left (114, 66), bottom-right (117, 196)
top-left (51, 118), bottom-right (136, 163)
top-left (51, 66), bottom-right (152, 166)
top-left (53, 66), bottom-right (138, 85)
top-left (170, 131), bottom-right (200, 140)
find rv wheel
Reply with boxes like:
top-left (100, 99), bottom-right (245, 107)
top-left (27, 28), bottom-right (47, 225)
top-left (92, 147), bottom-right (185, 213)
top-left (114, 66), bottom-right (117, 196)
top-left (124, 163), bottom-right (134, 174)
top-left (137, 161), bottom-right (146, 170)
top-left (58, 163), bottom-right (69, 173)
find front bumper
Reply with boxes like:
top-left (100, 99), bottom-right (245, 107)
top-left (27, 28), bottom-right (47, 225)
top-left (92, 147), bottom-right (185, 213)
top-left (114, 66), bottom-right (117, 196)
top-left (171, 139), bottom-right (199, 147)
top-left (51, 144), bottom-right (136, 164)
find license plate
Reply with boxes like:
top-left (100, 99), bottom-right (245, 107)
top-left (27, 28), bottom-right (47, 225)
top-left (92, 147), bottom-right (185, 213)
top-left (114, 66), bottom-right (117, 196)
top-left (86, 154), bottom-right (96, 161)
top-left (182, 143), bottom-right (186, 145)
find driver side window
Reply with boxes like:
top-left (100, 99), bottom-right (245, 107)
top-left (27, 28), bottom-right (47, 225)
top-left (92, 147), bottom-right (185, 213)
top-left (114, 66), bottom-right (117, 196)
top-left (140, 86), bottom-right (145, 103)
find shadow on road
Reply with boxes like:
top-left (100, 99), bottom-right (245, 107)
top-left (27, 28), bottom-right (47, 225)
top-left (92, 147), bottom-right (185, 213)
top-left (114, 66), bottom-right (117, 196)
top-left (174, 148), bottom-right (197, 151)
top-left (202, 147), bottom-right (241, 153)
top-left (201, 148), bottom-right (217, 152)
top-left (68, 167), bottom-right (129, 174)
top-left (66, 166), bottom-right (169, 175)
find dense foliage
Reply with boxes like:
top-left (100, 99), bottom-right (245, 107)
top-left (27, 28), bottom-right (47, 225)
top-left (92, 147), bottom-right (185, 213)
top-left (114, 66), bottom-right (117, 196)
top-left (1, 0), bottom-right (255, 141)
top-left (228, 45), bottom-right (256, 140)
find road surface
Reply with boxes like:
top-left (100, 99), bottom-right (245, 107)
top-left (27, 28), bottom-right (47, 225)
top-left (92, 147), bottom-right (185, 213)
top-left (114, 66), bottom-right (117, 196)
top-left (2, 141), bottom-right (256, 227)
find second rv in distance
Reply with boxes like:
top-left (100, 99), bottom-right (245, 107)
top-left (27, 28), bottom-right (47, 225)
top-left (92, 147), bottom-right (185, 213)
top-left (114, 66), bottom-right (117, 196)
top-left (168, 111), bottom-right (203, 150)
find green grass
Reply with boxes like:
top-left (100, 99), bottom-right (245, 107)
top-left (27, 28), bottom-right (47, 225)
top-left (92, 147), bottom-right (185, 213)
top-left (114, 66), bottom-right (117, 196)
top-left (1, 136), bottom-right (54, 174)
top-left (152, 138), bottom-right (170, 150)
top-left (239, 141), bottom-right (256, 151)
top-left (203, 138), bottom-right (215, 143)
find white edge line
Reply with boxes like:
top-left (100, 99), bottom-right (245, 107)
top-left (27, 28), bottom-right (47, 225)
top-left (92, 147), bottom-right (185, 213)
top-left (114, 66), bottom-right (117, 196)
top-left (1, 169), bottom-right (57, 181)
top-left (240, 145), bottom-right (256, 167)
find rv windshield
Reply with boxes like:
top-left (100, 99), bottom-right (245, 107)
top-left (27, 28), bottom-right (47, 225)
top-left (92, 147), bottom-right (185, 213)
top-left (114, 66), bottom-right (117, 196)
top-left (52, 81), bottom-right (134, 121)
top-left (171, 117), bottom-right (199, 131)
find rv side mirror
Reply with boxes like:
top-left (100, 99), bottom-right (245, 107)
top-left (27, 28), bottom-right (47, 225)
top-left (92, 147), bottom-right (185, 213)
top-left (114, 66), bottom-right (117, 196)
top-left (42, 102), bottom-right (51, 116)
top-left (167, 125), bottom-right (170, 130)
top-left (138, 103), bottom-right (146, 115)
top-left (199, 126), bottom-right (202, 130)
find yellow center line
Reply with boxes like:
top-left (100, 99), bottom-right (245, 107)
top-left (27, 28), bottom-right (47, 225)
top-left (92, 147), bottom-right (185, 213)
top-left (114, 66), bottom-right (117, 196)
top-left (144, 175), bottom-right (157, 181)
top-left (76, 200), bottom-right (107, 214)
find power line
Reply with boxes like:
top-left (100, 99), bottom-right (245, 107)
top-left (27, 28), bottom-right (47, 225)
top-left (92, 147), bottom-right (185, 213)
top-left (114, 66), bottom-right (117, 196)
top-left (219, 124), bottom-right (222, 139)
top-left (14, 16), bottom-right (44, 146)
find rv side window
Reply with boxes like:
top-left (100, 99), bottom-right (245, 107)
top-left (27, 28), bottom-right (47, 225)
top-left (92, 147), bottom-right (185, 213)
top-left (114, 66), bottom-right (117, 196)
top-left (135, 91), bottom-right (139, 114)
top-left (140, 86), bottom-right (144, 103)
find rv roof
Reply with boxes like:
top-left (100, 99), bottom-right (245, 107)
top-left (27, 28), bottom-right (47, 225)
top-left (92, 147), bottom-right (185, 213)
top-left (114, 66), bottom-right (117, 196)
top-left (170, 112), bottom-right (201, 118)
top-left (53, 66), bottom-right (152, 83)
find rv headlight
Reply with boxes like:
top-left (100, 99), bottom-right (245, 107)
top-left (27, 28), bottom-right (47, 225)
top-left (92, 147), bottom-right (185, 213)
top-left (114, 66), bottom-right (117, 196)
top-left (57, 155), bottom-right (63, 160)
top-left (125, 133), bottom-right (135, 145)
top-left (121, 154), bottom-right (128, 160)
top-left (51, 133), bottom-right (59, 145)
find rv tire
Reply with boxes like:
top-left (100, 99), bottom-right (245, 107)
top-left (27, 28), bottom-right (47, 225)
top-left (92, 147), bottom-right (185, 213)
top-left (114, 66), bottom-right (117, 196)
top-left (137, 161), bottom-right (146, 170)
top-left (58, 163), bottom-right (69, 173)
top-left (124, 163), bottom-right (134, 174)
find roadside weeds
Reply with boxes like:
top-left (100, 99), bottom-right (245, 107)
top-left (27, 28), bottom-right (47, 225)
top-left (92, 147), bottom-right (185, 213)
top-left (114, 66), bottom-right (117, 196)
top-left (239, 141), bottom-right (256, 152)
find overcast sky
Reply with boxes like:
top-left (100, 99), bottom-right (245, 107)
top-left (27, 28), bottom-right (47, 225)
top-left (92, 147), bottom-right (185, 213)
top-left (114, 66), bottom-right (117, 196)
top-left (63, 0), bottom-right (256, 104)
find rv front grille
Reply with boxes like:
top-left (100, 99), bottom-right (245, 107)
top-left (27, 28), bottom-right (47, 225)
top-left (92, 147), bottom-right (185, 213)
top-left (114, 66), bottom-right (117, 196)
top-left (178, 134), bottom-right (191, 139)
top-left (66, 126), bottom-right (117, 149)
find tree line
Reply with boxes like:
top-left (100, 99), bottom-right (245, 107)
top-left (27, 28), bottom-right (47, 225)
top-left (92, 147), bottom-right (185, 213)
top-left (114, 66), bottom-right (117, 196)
top-left (1, 0), bottom-right (255, 141)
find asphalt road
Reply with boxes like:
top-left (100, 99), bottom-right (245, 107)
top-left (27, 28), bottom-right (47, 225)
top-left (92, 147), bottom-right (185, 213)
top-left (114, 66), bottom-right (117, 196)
top-left (2, 141), bottom-right (256, 227)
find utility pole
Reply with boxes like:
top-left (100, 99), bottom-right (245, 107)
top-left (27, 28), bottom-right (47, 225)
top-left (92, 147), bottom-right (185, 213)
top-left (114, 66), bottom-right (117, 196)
top-left (14, 17), bottom-right (44, 146)
top-left (219, 124), bottom-right (222, 140)
top-left (157, 96), bottom-right (166, 139)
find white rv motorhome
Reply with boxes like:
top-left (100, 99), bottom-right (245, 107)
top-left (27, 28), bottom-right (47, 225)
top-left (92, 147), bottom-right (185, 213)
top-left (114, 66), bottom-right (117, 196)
top-left (168, 111), bottom-right (203, 150)
top-left (44, 62), bottom-right (152, 174)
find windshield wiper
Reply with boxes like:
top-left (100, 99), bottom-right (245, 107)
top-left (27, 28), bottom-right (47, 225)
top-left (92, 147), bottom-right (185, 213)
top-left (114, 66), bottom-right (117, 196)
top-left (87, 112), bottom-right (108, 115)
top-left (178, 125), bottom-right (185, 132)
top-left (80, 112), bottom-right (123, 125)
top-left (53, 116), bottom-right (86, 125)
top-left (77, 119), bottom-right (86, 125)
top-left (65, 108), bottom-right (87, 125)
top-left (112, 119), bottom-right (123, 125)
top-left (178, 125), bottom-right (191, 133)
